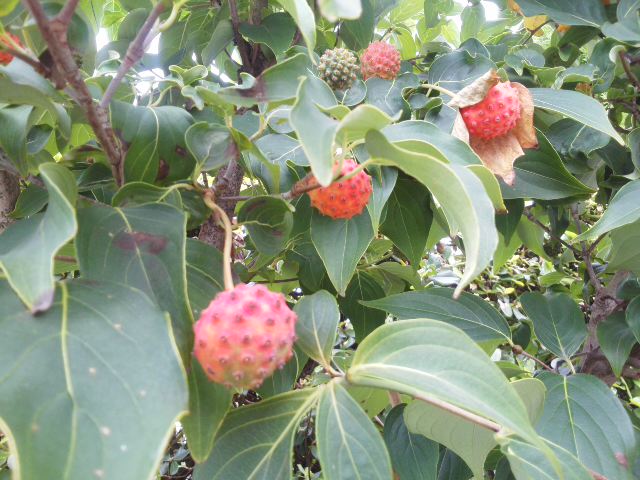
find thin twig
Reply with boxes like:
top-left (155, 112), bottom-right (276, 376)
top-left (512, 345), bottom-right (553, 372)
top-left (388, 391), bottom-right (402, 407)
top-left (571, 205), bottom-right (602, 291)
top-left (520, 19), bottom-right (552, 45)
top-left (228, 0), bottom-right (252, 73)
top-left (619, 51), bottom-right (640, 90)
top-left (524, 208), bottom-right (581, 256)
top-left (100, 2), bottom-right (165, 109)
top-left (55, 0), bottom-right (80, 26)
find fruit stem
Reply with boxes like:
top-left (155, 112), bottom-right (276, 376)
top-left (203, 192), bottom-right (235, 291)
top-left (421, 83), bottom-right (457, 99)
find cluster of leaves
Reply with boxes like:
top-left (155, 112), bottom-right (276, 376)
top-left (0, 0), bottom-right (640, 479)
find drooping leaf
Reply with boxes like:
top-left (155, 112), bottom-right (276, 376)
top-left (365, 130), bottom-right (498, 297)
top-left (367, 166), bottom-right (398, 230)
top-left (363, 288), bottom-right (511, 347)
top-left (520, 292), bottom-right (587, 363)
top-left (193, 389), bottom-right (319, 480)
top-left (536, 372), bottom-right (638, 480)
top-left (347, 319), bottom-right (541, 446)
top-left (0, 279), bottom-right (187, 480)
top-left (310, 209), bottom-right (375, 296)
top-left (182, 358), bottom-right (232, 463)
top-left (530, 88), bottom-right (624, 144)
top-left (76, 204), bottom-right (194, 361)
top-left (0, 163), bottom-right (77, 312)
top-left (384, 404), bottom-right (439, 480)
top-left (237, 196), bottom-right (294, 256)
top-left (596, 312), bottom-right (637, 377)
top-left (574, 180), bottom-right (640, 241)
top-left (293, 290), bottom-right (340, 367)
top-left (316, 380), bottom-right (393, 480)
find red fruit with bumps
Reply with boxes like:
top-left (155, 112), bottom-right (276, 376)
top-left (308, 158), bottom-right (372, 220)
top-left (361, 41), bottom-right (401, 81)
top-left (460, 81), bottom-right (522, 140)
top-left (193, 283), bottom-right (297, 390)
top-left (0, 33), bottom-right (22, 65)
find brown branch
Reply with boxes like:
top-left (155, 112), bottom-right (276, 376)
top-left (55, 0), bottom-right (81, 26)
top-left (100, 2), bottom-right (165, 109)
top-left (512, 345), bottom-right (554, 372)
top-left (524, 207), bottom-right (581, 256)
top-left (21, 0), bottom-right (124, 185)
top-left (571, 206), bottom-right (602, 292)
top-left (619, 51), bottom-right (640, 90)
top-left (0, 45), bottom-right (50, 76)
top-left (228, 0), bottom-right (253, 75)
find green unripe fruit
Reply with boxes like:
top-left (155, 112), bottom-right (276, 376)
top-left (318, 48), bottom-right (359, 91)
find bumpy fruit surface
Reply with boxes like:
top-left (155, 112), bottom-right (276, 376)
top-left (460, 82), bottom-right (522, 140)
top-left (308, 158), bottom-right (372, 220)
top-left (0, 33), bottom-right (22, 65)
top-left (360, 41), bottom-right (401, 81)
top-left (318, 48), bottom-right (359, 91)
top-left (193, 283), bottom-right (297, 390)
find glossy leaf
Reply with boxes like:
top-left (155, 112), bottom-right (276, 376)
top-left (347, 319), bottom-right (541, 445)
top-left (310, 209), bottom-right (375, 296)
top-left (0, 163), bottom-right (77, 312)
top-left (193, 389), bottom-right (319, 480)
top-left (293, 290), bottom-right (340, 367)
top-left (384, 404), bottom-right (439, 480)
top-left (365, 130), bottom-right (498, 297)
top-left (520, 292), bottom-right (587, 362)
top-left (76, 204), bottom-right (194, 361)
top-left (363, 288), bottom-right (511, 347)
top-left (536, 372), bottom-right (638, 480)
top-left (0, 279), bottom-right (187, 480)
top-left (597, 312), bottom-right (637, 377)
top-left (316, 380), bottom-right (393, 480)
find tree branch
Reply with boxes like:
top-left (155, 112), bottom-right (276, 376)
top-left (55, 0), bottom-right (81, 26)
top-left (228, 0), bottom-right (252, 74)
top-left (524, 207), bottom-right (581, 256)
top-left (0, 45), bottom-right (50, 76)
top-left (619, 51), bottom-right (640, 90)
top-left (21, 0), bottom-right (124, 185)
top-left (100, 2), bottom-right (166, 109)
top-left (571, 206), bottom-right (602, 292)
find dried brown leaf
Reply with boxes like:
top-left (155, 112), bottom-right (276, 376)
top-left (448, 70), bottom-right (500, 109)
top-left (470, 132), bottom-right (524, 186)
top-left (451, 113), bottom-right (470, 143)
top-left (512, 83), bottom-right (538, 149)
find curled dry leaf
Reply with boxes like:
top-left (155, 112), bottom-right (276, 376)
top-left (450, 71), bottom-right (537, 186)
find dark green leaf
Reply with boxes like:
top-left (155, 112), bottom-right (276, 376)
top-left (339, 271), bottom-right (386, 341)
top-left (237, 196), bottom-right (293, 256)
top-left (294, 290), bottom-right (340, 367)
top-left (597, 312), bottom-right (637, 377)
top-left (239, 13), bottom-right (296, 57)
top-left (516, 0), bottom-right (607, 27)
top-left (496, 199), bottom-right (524, 244)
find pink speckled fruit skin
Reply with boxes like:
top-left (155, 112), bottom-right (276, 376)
top-left (460, 82), bottom-right (522, 140)
top-left (193, 283), bottom-right (297, 390)
top-left (308, 158), bottom-right (372, 220)
top-left (361, 41), bottom-right (401, 81)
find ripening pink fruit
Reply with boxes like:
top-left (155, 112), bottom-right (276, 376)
top-left (361, 41), bottom-right (401, 81)
top-left (460, 82), bottom-right (522, 140)
top-left (193, 283), bottom-right (297, 390)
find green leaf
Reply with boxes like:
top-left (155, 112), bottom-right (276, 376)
top-left (216, 54), bottom-right (310, 107)
top-left (380, 178), bottom-right (432, 269)
top-left (520, 292), bottom-right (587, 362)
top-left (318, 0), bottom-right (363, 21)
top-left (335, 104), bottom-right (394, 146)
top-left (601, 0), bottom-right (640, 43)
top-left (0, 163), bottom-right (77, 312)
top-left (404, 378), bottom-right (546, 478)
top-left (193, 389), bottom-right (319, 480)
top-left (257, 347), bottom-right (308, 398)
top-left (273, 0), bottom-right (316, 54)
top-left (0, 0), bottom-right (19, 16)
top-left (607, 222), bottom-right (640, 275)
top-left (363, 288), bottom-right (511, 347)
top-left (316, 380), bottom-right (393, 480)
top-left (9, 184), bottom-right (47, 219)
top-left (181, 357), bottom-right (232, 463)
top-left (427, 50), bottom-right (494, 93)
top-left (365, 130), bottom-right (498, 297)
top-left (496, 199), bottom-right (524, 245)
top-left (536, 372), bottom-right (638, 480)
top-left (461, 3), bottom-right (485, 42)
top-left (384, 404), bottom-right (439, 480)
top-left (499, 438), bottom-right (593, 480)
top-left (438, 450), bottom-right (473, 480)
top-left (0, 279), bottom-right (187, 480)
top-left (237, 196), bottom-right (293, 256)
top-left (76, 204), bottom-right (194, 361)
top-left (627, 296), bottom-right (640, 344)
top-left (630, 128), bottom-right (640, 171)
top-left (364, 74), bottom-right (420, 117)
top-left (186, 123), bottom-right (235, 173)
top-left (597, 312), bottom-right (637, 377)
top-left (293, 290), bottom-right (340, 367)
top-left (310, 209), bottom-right (375, 296)
top-left (339, 271), bottom-right (386, 340)
top-left (530, 88), bottom-right (624, 144)
top-left (341, 0), bottom-right (375, 50)
top-left (290, 76), bottom-right (339, 187)
top-left (501, 130), bottom-right (594, 200)
top-left (347, 319), bottom-right (541, 445)
top-left (546, 118), bottom-right (610, 157)
top-left (516, 0), bottom-right (607, 27)
top-left (185, 238), bottom-right (224, 317)
top-left (239, 13), bottom-right (296, 57)
top-left (367, 166), bottom-right (398, 230)
top-left (202, 19), bottom-right (234, 65)
top-left (0, 105), bottom-right (32, 175)
top-left (574, 180), bottom-right (640, 241)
